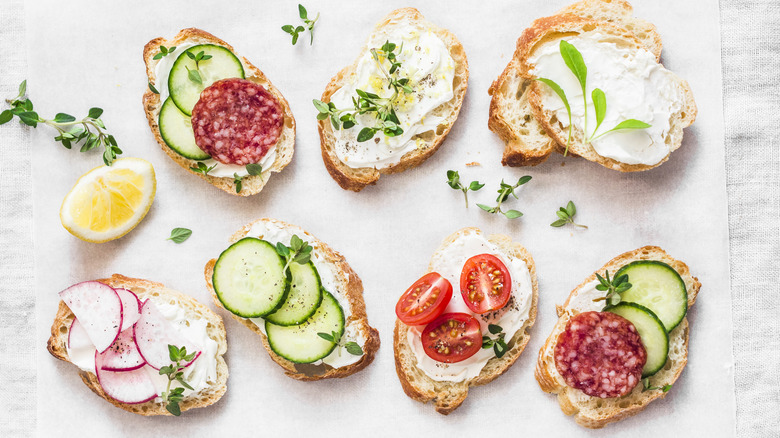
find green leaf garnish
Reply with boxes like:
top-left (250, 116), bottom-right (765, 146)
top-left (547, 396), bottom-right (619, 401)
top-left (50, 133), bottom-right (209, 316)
top-left (190, 161), bottom-right (217, 175)
top-left (246, 163), bottom-right (263, 176)
top-left (536, 77), bottom-right (573, 155)
top-left (153, 45), bottom-right (177, 60)
top-left (593, 270), bottom-right (631, 307)
top-left (148, 82), bottom-right (160, 95)
top-left (591, 88), bottom-right (606, 137)
top-left (482, 325), bottom-right (508, 358)
top-left (276, 234), bottom-right (313, 274)
top-left (642, 378), bottom-right (672, 393)
top-left (233, 173), bottom-right (243, 193)
top-left (2, 81), bottom-right (120, 165)
top-left (550, 200), bottom-right (587, 229)
top-left (160, 345), bottom-right (198, 416)
top-left (446, 170), bottom-right (484, 208)
top-left (167, 228), bottom-right (192, 244)
top-left (187, 68), bottom-right (203, 85)
top-left (317, 332), bottom-right (334, 342)
top-left (282, 4), bottom-right (319, 45)
top-left (559, 40), bottom-right (589, 136)
top-left (345, 342), bottom-right (363, 356)
top-left (317, 331), bottom-right (363, 356)
top-left (478, 176), bottom-right (532, 219)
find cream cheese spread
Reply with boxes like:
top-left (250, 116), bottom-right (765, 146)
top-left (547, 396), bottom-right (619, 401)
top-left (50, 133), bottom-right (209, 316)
top-left (565, 280), bottom-right (607, 314)
top-left (407, 230), bottom-right (534, 382)
top-left (247, 220), bottom-right (366, 369)
top-left (529, 32), bottom-right (684, 166)
top-left (152, 44), bottom-right (275, 178)
top-left (329, 22), bottom-right (456, 169)
top-left (66, 299), bottom-right (219, 397)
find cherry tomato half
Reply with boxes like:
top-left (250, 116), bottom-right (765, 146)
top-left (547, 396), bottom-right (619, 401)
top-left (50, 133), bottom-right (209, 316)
top-left (396, 272), bottom-right (453, 325)
top-left (460, 254), bottom-right (512, 314)
top-left (421, 312), bottom-right (482, 363)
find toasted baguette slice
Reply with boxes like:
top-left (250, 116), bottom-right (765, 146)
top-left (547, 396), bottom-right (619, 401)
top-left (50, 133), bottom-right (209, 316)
top-left (394, 228), bottom-right (539, 414)
top-left (204, 218), bottom-right (380, 381)
top-left (142, 28), bottom-right (295, 196)
top-left (47, 274), bottom-right (229, 416)
top-left (489, 0), bottom-right (696, 171)
top-left (535, 246), bottom-right (701, 428)
top-left (318, 8), bottom-right (469, 191)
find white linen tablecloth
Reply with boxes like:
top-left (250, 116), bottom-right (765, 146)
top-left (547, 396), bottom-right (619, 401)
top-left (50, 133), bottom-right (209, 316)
top-left (0, 0), bottom-right (777, 436)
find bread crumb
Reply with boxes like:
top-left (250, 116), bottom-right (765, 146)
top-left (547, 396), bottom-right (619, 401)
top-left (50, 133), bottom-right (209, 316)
top-left (560, 161), bottom-right (566, 167)
top-left (466, 161), bottom-right (480, 167)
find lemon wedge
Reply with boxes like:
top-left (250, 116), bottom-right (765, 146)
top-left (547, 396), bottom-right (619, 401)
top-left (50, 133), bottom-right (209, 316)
top-left (60, 157), bottom-right (156, 243)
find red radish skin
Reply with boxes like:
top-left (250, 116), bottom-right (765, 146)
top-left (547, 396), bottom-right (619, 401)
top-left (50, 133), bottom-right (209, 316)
top-left (133, 300), bottom-right (200, 370)
top-left (59, 281), bottom-right (123, 353)
top-left (94, 352), bottom-right (157, 404)
top-left (99, 328), bottom-right (146, 372)
top-left (115, 288), bottom-right (142, 332)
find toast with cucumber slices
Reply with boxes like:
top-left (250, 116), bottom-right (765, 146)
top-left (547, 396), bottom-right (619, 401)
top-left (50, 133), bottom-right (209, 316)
top-left (535, 246), bottom-right (701, 428)
top-left (204, 219), bottom-right (380, 381)
top-left (47, 274), bottom-right (229, 416)
top-left (142, 28), bottom-right (295, 196)
top-left (488, 0), bottom-right (696, 171)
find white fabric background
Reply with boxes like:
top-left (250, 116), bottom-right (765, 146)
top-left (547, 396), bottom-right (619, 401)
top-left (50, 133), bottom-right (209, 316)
top-left (0, 0), bottom-right (776, 436)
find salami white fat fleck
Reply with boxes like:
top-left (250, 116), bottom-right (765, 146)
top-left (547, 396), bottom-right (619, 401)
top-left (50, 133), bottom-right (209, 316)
top-left (554, 311), bottom-right (646, 398)
top-left (191, 78), bottom-right (283, 165)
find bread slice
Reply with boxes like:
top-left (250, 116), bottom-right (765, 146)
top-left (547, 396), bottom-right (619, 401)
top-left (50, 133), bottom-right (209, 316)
top-left (394, 228), bottom-right (539, 414)
top-left (142, 28), bottom-right (295, 196)
top-left (318, 8), bottom-right (469, 191)
top-left (535, 246), bottom-right (701, 428)
top-left (204, 218), bottom-right (380, 381)
top-left (488, 0), bottom-right (696, 171)
top-left (47, 274), bottom-right (229, 416)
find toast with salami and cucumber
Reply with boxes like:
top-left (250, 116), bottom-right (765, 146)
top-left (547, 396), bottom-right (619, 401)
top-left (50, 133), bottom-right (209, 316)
top-left (204, 218), bottom-right (380, 381)
top-left (47, 274), bottom-right (229, 416)
top-left (142, 28), bottom-right (295, 196)
top-left (394, 228), bottom-right (539, 414)
top-left (535, 246), bottom-right (701, 428)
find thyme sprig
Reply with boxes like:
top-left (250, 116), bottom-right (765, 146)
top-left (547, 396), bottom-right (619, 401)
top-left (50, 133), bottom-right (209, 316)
top-left (159, 345), bottom-right (198, 416)
top-left (477, 176), bottom-right (532, 219)
top-left (592, 270), bottom-right (631, 307)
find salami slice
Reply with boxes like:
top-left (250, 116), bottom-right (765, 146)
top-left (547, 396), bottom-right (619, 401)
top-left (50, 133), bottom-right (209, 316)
top-left (191, 78), bottom-right (283, 165)
top-left (554, 311), bottom-right (646, 398)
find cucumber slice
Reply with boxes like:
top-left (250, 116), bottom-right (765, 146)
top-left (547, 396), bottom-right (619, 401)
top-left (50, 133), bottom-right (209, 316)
top-left (616, 260), bottom-right (687, 332)
top-left (168, 44), bottom-right (245, 116)
top-left (158, 97), bottom-right (210, 160)
top-left (265, 291), bottom-right (345, 363)
top-left (264, 262), bottom-right (323, 326)
top-left (606, 302), bottom-right (669, 378)
top-left (213, 238), bottom-right (290, 318)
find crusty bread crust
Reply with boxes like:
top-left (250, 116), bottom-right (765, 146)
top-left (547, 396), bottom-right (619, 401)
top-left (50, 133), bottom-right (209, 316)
top-left (393, 228), bottom-right (539, 414)
top-left (535, 246), bottom-right (701, 428)
top-left (142, 28), bottom-right (295, 196)
top-left (47, 274), bottom-right (229, 416)
top-left (318, 8), bottom-right (469, 191)
top-left (488, 0), bottom-right (696, 171)
top-left (204, 218), bottom-right (380, 381)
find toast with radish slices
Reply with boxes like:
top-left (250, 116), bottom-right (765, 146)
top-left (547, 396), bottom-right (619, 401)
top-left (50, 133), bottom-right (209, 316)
top-left (47, 274), bottom-right (228, 416)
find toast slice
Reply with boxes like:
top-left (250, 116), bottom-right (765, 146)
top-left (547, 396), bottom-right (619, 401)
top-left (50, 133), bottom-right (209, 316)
top-left (535, 246), bottom-right (701, 428)
top-left (204, 218), bottom-right (380, 381)
top-left (142, 28), bottom-right (295, 196)
top-left (47, 274), bottom-right (229, 416)
top-left (488, 0), bottom-right (696, 171)
top-left (318, 8), bottom-right (469, 191)
top-left (394, 228), bottom-right (539, 414)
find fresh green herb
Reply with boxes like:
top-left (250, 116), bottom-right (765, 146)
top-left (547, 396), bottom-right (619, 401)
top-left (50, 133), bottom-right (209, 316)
top-left (446, 170), bottom-right (484, 208)
top-left (550, 201), bottom-right (587, 229)
top-left (282, 4), bottom-right (319, 45)
top-left (592, 270), bottom-right (631, 307)
top-left (481, 324), bottom-right (508, 358)
top-left (159, 345), bottom-right (198, 416)
top-left (275, 234), bottom-right (313, 274)
top-left (148, 82), bottom-right (160, 95)
top-left (245, 163), bottom-right (263, 176)
top-left (167, 228), bottom-right (192, 244)
top-left (535, 40), bottom-right (652, 154)
top-left (185, 50), bottom-right (212, 85)
top-left (1, 80), bottom-right (122, 165)
top-left (477, 176), bottom-right (532, 219)
top-left (317, 331), bottom-right (363, 356)
top-left (233, 173), bottom-right (243, 193)
top-left (642, 378), bottom-right (672, 393)
top-left (153, 45), bottom-right (177, 60)
top-left (190, 161), bottom-right (217, 175)
top-left (313, 41), bottom-right (411, 142)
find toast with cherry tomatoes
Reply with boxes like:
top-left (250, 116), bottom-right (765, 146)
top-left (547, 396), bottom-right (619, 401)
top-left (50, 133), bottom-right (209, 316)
top-left (535, 246), bottom-right (700, 428)
top-left (393, 227), bottom-right (538, 414)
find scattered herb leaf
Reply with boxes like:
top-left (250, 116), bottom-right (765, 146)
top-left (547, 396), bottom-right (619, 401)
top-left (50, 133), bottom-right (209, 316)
top-left (167, 228), bottom-right (192, 244)
top-left (550, 200), bottom-right (587, 229)
top-left (477, 176), bottom-right (532, 219)
top-left (446, 170), bottom-right (484, 208)
top-left (282, 4), bottom-right (319, 45)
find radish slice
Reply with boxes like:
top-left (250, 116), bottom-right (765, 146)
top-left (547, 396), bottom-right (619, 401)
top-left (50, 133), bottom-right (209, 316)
top-left (67, 318), bottom-right (93, 351)
top-left (116, 289), bottom-right (141, 332)
top-left (94, 352), bottom-right (157, 404)
top-left (59, 281), bottom-right (123, 353)
top-left (99, 328), bottom-right (145, 371)
top-left (134, 300), bottom-right (200, 370)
